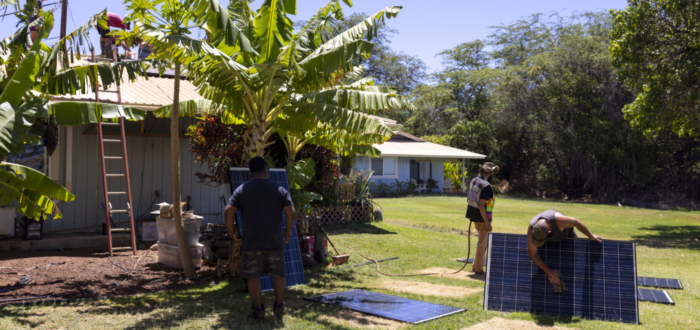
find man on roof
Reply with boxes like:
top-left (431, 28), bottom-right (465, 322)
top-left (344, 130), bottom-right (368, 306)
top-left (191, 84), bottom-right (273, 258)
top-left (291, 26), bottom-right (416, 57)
top-left (28, 1), bottom-right (42, 42)
top-left (527, 210), bottom-right (602, 285)
top-left (97, 12), bottom-right (131, 57)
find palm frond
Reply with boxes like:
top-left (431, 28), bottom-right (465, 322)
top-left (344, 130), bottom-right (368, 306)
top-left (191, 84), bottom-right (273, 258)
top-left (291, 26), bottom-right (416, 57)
top-left (42, 60), bottom-right (149, 95)
top-left (284, 102), bottom-right (394, 137)
top-left (152, 99), bottom-right (245, 125)
top-left (312, 6), bottom-right (402, 55)
top-left (47, 101), bottom-right (147, 126)
top-left (190, 0), bottom-right (254, 53)
top-left (298, 89), bottom-right (412, 112)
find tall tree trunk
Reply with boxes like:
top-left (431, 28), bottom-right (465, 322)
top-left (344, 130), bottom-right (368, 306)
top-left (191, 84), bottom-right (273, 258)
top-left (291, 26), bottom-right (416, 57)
top-left (171, 61), bottom-right (196, 279)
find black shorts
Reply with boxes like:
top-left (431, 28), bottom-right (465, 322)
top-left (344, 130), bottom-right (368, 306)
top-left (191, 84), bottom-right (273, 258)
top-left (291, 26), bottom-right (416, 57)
top-left (97, 25), bottom-right (111, 38)
top-left (241, 250), bottom-right (285, 279)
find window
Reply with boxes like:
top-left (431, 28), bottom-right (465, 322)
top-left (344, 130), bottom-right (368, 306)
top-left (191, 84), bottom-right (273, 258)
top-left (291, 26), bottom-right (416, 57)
top-left (370, 157), bottom-right (398, 178)
top-left (371, 158), bottom-right (384, 176)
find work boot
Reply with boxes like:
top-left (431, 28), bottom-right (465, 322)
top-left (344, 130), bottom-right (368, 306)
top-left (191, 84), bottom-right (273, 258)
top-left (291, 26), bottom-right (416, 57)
top-left (248, 304), bottom-right (265, 319)
top-left (273, 301), bottom-right (285, 318)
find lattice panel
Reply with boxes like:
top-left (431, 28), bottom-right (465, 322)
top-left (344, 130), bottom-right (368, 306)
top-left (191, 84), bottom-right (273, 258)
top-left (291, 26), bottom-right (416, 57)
top-left (296, 205), bottom-right (373, 228)
top-left (338, 183), bottom-right (355, 204)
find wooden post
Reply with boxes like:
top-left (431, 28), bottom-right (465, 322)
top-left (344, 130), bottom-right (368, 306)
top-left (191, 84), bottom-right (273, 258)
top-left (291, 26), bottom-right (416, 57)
top-left (462, 159), bottom-right (466, 193)
top-left (59, 0), bottom-right (68, 41)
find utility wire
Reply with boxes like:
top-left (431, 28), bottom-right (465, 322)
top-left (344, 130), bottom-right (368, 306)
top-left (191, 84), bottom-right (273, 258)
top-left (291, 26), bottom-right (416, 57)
top-left (67, 1), bottom-right (76, 30)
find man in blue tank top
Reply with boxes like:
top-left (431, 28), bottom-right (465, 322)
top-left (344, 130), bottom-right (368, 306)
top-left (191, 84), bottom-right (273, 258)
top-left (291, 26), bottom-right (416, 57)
top-left (527, 210), bottom-right (602, 285)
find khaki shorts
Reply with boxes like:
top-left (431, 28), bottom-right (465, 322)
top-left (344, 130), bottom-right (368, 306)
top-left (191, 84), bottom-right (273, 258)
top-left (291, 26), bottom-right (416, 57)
top-left (241, 250), bottom-right (285, 279)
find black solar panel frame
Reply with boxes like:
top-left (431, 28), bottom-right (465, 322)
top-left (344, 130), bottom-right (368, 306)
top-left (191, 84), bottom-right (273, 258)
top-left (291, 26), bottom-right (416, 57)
top-left (637, 276), bottom-right (683, 290)
top-left (483, 233), bottom-right (639, 325)
top-left (638, 288), bottom-right (675, 305)
top-left (305, 289), bottom-right (465, 324)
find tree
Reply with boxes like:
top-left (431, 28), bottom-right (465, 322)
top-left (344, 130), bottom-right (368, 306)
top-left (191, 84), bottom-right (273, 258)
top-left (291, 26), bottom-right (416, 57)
top-left (125, 0), bottom-right (247, 279)
top-left (169, 1), bottom-right (411, 160)
top-left (404, 40), bottom-right (499, 137)
top-left (610, 0), bottom-right (700, 136)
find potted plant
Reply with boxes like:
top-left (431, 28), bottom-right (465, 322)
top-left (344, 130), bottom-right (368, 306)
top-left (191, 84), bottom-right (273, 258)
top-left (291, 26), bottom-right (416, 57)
top-left (339, 154), bottom-right (356, 175)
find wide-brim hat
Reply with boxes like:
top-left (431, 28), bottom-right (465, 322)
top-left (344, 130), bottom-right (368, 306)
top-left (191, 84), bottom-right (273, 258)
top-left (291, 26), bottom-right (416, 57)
top-left (480, 162), bottom-right (499, 175)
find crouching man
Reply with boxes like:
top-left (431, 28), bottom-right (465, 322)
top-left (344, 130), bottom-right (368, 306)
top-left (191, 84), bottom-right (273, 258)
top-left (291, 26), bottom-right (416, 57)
top-left (225, 157), bottom-right (295, 319)
top-left (527, 210), bottom-right (602, 286)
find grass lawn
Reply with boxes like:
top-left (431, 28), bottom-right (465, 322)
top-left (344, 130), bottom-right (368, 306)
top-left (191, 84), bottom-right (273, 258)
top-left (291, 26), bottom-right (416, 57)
top-left (1, 196), bottom-right (698, 329)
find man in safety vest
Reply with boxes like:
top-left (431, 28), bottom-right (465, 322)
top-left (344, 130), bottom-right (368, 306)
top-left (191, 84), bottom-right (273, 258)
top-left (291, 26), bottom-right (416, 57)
top-left (466, 162), bottom-right (498, 274)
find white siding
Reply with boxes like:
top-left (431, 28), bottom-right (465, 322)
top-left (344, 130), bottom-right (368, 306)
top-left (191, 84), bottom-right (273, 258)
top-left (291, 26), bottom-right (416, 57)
top-left (45, 115), bottom-right (230, 233)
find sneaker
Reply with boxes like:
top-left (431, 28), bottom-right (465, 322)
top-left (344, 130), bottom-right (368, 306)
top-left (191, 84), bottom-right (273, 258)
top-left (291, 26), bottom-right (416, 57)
top-left (273, 301), bottom-right (285, 318)
top-left (248, 304), bottom-right (265, 319)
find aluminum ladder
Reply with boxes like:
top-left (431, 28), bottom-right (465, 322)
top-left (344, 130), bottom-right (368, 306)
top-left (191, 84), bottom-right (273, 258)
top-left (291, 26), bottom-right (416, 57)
top-left (91, 47), bottom-right (138, 256)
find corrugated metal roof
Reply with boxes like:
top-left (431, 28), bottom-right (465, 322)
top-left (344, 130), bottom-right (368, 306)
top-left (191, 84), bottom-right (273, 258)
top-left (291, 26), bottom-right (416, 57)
top-left (50, 58), bottom-right (202, 110)
top-left (375, 140), bottom-right (486, 159)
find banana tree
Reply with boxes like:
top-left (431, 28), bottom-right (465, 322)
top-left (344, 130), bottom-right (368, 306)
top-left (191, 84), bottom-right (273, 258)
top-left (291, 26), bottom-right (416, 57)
top-left (158, 1), bottom-right (409, 161)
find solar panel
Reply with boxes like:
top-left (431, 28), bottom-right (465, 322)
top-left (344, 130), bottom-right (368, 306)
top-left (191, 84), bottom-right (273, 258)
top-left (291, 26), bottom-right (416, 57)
top-left (638, 288), bottom-right (674, 305)
top-left (637, 277), bottom-right (683, 290)
top-left (228, 167), bottom-right (306, 291)
top-left (484, 233), bottom-right (639, 324)
top-left (455, 258), bottom-right (487, 265)
top-left (305, 289), bottom-right (465, 324)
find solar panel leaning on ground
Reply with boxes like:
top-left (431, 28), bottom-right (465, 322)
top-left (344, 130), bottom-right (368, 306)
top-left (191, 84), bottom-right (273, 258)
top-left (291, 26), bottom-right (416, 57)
top-left (305, 289), bottom-right (465, 324)
top-left (637, 277), bottom-right (683, 289)
top-left (484, 233), bottom-right (639, 324)
top-left (637, 288), bottom-right (675, 305)
top-left (228, 167), bottom-right (306, 291)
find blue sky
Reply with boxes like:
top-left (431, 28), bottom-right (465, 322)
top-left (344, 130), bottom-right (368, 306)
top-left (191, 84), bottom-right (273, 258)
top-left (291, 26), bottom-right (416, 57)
top-left (1, 0), bottom-right (629, 71)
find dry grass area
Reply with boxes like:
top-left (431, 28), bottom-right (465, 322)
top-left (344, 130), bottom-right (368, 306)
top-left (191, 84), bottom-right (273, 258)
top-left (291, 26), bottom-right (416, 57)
top-left (416, 267), bottom-right (486, 282)
top-left (380, 279), bottom-right (482, 298)
top-left (464, 317), bottom-right (577, 330)
top-left (317, 310), bottom-right (407, 329)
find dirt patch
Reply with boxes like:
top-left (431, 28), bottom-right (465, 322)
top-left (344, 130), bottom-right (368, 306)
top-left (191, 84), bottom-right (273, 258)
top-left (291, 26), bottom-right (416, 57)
top-left (0, 242), bottom-right (217, 305)
top-left (318, 309), bottom-right (407, 329)
top-left (416, 267), bottom-right (486, 282)
top-left (464, 317), bottom-right (576, 330)
top-left (380, 280), bottom-right (482, 298)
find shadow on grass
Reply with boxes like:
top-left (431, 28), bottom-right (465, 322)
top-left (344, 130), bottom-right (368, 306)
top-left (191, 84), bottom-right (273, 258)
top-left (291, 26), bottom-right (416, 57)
top-left (60, 270), bottom-right (378, 329)
top-left (325, 223), bottom-right (397, 236)
top-left (632, 225), bottom-right (700, 250)
top-left (530, 314), bottom-right (581, 326)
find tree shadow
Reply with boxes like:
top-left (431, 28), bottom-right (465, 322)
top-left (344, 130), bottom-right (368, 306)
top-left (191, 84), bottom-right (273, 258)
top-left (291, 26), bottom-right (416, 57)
top-left (631, 225), bottom-right (700, 250)
top-left (79, 270), bottom-right (376, 330)
top-left (530, 314), bottom-right (581, 326)
top-left (325, 223), bottom-right (397, 236)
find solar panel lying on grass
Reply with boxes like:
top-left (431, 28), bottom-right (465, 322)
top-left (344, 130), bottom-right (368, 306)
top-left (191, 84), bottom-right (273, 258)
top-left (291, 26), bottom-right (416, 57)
top-left (637, 277), bottom-right (683, 289)
top-left (484, 233), bottom-right (639, 324)
top-left (455, 258), bottom-right (487, 265)
top-left (229, 168), bottom-right (306, 292)
top-left (305, 289), bottom-right (464, 324)
top-left (638, 288), bottom-right (674, 305)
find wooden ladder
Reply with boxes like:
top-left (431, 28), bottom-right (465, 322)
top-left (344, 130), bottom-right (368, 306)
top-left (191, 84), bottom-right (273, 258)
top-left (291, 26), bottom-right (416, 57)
top-left (92, 47), bottom-right (138, 256)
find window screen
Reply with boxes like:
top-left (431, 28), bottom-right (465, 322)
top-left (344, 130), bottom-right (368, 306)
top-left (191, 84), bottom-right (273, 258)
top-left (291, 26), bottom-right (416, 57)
top-left (371, 158), bottom-right (384, 176)
top-left (384, 158), bottom-right (396, 175)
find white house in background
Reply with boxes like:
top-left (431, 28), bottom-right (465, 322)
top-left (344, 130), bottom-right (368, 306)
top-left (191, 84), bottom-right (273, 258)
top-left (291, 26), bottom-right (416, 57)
top-left (354, 116), bottom-right (486, 192)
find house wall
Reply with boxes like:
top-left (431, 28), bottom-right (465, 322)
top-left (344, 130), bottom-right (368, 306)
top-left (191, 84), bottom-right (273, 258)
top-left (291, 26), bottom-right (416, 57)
top-left (44, 114), bottom-right (230, 234)
top-left (355, 156), bottom-right (445, 190)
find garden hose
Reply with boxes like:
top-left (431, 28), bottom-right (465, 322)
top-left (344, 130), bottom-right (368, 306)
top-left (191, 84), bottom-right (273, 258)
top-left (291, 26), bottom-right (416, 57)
top-left (334, 221), bottom-right (473, 277)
